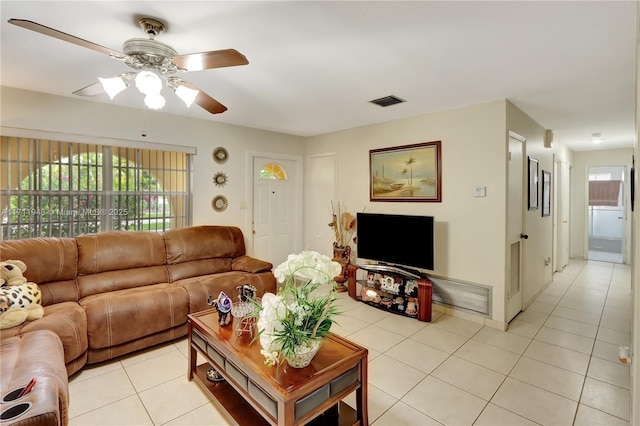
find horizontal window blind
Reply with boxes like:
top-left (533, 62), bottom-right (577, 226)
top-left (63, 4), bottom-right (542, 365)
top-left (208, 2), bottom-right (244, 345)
top-left (0, 136), bottom-right (192, 240)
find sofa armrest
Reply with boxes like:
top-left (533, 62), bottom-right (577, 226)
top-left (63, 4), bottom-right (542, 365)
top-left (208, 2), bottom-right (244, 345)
top-left (232, 256), bottom-right (273, 274)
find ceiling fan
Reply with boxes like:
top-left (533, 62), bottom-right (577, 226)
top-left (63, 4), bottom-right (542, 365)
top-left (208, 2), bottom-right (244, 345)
top-left (8, 17), bottom-right (249, 114)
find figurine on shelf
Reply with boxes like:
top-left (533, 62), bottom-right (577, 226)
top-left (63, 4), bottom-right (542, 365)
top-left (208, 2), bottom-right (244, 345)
top-left (406, 297), bottom-right (418, 316)
top-left (236, 284), bottom-right (257, 302)
top-left (207, 291), bottom-right (232, 326)
top-left (366, 272), bottom-right (375, 286)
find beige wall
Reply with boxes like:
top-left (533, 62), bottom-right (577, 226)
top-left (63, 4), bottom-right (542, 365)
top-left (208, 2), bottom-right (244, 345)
top-left (305, 101), bottom-right (510, 323)
top-left (1, 86), bottom-right (305, 243)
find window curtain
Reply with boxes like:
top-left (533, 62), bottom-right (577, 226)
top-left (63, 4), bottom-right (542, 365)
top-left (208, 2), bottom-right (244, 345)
top-left (589, 180), bottom-right (621, 206)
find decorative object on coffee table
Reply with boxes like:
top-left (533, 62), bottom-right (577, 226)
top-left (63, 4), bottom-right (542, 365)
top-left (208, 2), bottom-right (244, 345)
top-left (256, 251), bottom-right (341, 368)
top-left (231, 284), bottom-right (259, 336)
top-left (208, 291), bottom-right (232, 326)
top-left (206, 367), bottom-right (225, 382)
top-left (328, 201), bottom-right (357, 292)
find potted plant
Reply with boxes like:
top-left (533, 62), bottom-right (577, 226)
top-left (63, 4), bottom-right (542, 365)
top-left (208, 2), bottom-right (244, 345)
top-left (256, 251), bottom-right (342, 368)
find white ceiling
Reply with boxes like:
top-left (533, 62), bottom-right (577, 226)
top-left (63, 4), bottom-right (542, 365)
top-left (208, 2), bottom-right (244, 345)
top-left (1, 1), bottom-right (636, 151)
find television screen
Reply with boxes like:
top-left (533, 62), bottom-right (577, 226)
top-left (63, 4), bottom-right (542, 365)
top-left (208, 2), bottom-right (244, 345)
top-left (356, 212), bottom-right (434, 271)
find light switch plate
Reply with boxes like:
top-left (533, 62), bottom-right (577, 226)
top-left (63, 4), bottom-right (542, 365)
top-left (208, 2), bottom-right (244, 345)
top-left (473, 186), bottom-right (486, 197)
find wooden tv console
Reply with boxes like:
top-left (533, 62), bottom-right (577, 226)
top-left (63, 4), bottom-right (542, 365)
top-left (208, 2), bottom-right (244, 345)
top-left (347, 264), bottom-right (432, 322)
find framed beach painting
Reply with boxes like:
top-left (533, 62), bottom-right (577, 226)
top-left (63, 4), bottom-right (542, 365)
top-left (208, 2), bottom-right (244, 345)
top-left (369, 141), bottom-right (442, 202)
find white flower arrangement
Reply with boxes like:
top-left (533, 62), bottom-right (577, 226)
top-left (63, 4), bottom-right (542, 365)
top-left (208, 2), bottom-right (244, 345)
top-left (256, 251), bottom-right (342, 367)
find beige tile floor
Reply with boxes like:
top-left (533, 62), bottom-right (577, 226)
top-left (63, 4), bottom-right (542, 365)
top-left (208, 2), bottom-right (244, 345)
top-left (68, 259), bottom-right (631, 425)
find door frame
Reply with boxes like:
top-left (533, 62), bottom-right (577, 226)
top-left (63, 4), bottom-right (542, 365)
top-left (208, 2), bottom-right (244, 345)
top-left (246, 151), bottom-right (304, 258)
top-left (583, 164), bottom-right (629, 263)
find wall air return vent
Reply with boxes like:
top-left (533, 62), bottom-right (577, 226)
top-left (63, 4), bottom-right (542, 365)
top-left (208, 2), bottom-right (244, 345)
top-left (429, 276), bottom-right (492, 317)
top-left (369, 95), bottom-right (406, 107)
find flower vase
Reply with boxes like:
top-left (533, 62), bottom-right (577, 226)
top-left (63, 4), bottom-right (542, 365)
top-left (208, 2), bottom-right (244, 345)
top-left (332, 243), bottom-right (351, 292)
top-left (285, 340), bottom-right (322, 368)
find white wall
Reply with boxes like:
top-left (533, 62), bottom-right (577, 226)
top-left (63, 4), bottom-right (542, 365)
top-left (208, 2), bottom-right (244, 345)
top-left (571, 149), bottom-right (634, 262)
top-left (305, 101), bottom-right (509, 323)
top-left (0, 86), bottom-right (305, 250)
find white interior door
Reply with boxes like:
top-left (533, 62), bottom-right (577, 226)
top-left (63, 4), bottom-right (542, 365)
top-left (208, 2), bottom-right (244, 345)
top-left (252, 157), bottom-right (300, 267)
top-left (562, 164), bottom-right (571, 268)
top-left (507, 134), bottom-right (525, 322)
top-left (554, 159), bottom-right (563, 272)
top-left (304, 154), bottom-right (336, 255)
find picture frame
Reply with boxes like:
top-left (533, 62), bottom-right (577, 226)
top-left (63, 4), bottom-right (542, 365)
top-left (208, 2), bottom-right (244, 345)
top-left (542, 170), bottom-right (551, 217)
top-left (528, 156), bottom-right (539, 210)
top-left (369, 141), bottom-right (441, 202)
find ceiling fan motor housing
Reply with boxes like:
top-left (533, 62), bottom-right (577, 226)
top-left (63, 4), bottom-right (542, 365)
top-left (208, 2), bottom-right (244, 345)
top-left (123, 38), bottom-right (179, 73)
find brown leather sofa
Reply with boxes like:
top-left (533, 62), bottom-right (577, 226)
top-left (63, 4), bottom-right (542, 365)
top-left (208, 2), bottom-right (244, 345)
top-left (0, 225), bottom-right (276, 377)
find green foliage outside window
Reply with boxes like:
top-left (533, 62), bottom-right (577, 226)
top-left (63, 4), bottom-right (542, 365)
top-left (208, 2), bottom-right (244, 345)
top-left (3, 153), bottom-right (169, 239)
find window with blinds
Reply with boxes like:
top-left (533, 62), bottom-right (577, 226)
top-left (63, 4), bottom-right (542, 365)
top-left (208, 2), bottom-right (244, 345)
top-left (0, 136), bottom-right (192, 240)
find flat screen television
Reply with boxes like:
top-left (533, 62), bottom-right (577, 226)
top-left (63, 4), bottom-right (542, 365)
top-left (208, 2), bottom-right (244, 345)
top-left (356, 212), bottom-right (434, 271)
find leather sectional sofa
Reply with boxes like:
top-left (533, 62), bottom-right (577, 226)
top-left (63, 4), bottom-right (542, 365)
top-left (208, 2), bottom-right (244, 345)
top-left (0, 225), bottom-right (276, 377)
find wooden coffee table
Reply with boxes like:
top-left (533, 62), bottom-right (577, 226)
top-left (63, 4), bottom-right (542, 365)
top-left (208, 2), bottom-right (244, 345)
top-left (187, 309), bottom-right (368, 426)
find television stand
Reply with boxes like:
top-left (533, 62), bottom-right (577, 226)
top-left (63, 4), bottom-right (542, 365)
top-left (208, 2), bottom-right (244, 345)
top-left (347, 264), bottom-right (432, 322)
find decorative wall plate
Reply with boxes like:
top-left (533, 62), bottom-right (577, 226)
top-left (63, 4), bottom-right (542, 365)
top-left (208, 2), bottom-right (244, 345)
top-left (212, 147), bottom-right (229, 164)
top-left (213, 171), bottom-right (228, 187)
top-left (211, 195), bottom-right (228, 212)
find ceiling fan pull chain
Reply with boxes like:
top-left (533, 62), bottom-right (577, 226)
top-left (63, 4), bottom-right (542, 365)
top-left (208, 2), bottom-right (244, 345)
top-left (141, 105), bottom-right (148, 138)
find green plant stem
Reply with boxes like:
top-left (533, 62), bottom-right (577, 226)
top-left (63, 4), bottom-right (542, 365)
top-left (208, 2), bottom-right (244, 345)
top-left (311, 297), bottom-right (332, 338)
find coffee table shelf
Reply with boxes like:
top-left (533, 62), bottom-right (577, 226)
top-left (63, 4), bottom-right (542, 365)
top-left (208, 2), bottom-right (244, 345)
top-left (188, 309), bottom-right (368, 426)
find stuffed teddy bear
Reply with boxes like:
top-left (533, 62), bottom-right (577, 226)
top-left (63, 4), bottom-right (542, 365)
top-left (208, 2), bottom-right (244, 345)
top-left (0, 260), bottom-right (44, 329)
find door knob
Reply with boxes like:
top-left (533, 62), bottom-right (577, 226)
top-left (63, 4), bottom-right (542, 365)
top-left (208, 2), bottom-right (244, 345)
top-left (520, 234), bottom-right (529, 239)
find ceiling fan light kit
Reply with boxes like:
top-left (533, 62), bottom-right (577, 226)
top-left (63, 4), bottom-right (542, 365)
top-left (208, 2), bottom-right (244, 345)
top-left (98, 76), bottom-right (128, 100)
top-left (8, 16), bottom-right (249, 115)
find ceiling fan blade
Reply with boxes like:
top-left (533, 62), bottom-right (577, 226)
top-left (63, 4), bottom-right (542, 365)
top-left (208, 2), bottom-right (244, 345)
top-left (72, 82), bottom-right (104, 97)
top-left (8, 19), bottom-right (124, 58)
top-left (179, 81), bottom-right (227, 114)
top-left (172, 49), bottom-right (248, 71)
top-left (195, 91), bottom-right (228, 114)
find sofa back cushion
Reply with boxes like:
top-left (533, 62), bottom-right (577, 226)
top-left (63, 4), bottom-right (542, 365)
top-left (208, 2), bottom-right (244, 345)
top-left (163, 226), bottom-right (246, 281)
top-left (0, 237), bottom-right (79, 305)
top-left (76, 231), bottom-right (168, 298)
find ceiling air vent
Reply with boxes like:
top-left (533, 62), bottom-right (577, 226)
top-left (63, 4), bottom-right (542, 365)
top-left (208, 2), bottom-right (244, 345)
top-left (369, 95), bottom-right (406, 107)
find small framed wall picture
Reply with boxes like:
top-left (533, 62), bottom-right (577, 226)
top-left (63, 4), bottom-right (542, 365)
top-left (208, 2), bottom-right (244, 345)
top-left (528, 156), bottom-right (539, 210)
top-left (542, 170), bottom-right (551, 217)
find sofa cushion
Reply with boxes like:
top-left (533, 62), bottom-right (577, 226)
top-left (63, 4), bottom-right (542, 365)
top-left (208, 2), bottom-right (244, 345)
top-left (164, 226), bottom-right (247, 263)
top-left (1, 302), bottom-right (88, 375)
top-left (79, 283), bottom-right (189, 350)
top-left (76, 231), bottom-right (169, 298)
top-left (0, 237), bottom-right (78, 305)
top-left (76, 231), bottom-right (166, 274)
top-left (77, 266), bottom-right (169, 299)
top-left (232, 255), bottom-right (273, 274)
top-left (176, 271), bottom-right (276, 313)
top-left (165, 227), bottom-right (247, 283)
